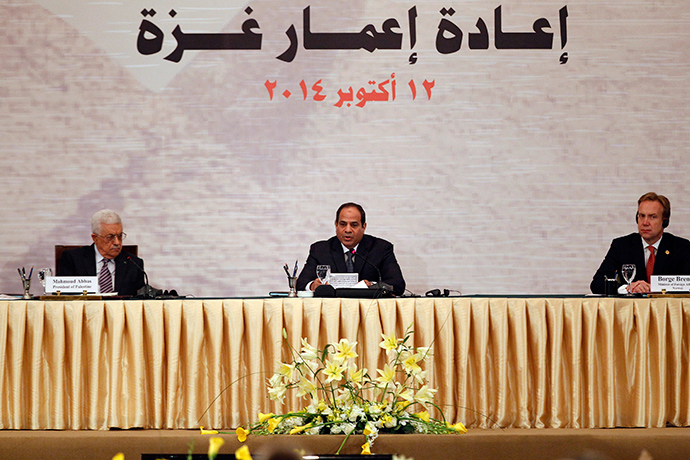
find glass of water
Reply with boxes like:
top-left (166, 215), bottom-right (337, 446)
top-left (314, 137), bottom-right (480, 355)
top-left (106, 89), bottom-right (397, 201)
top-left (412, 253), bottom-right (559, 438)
top-left (38, 268), bottom-right (52, 294)
top-left (621, 264), bottom-right (636, 295)
top-left (316, 265), bottom-right (331, 284)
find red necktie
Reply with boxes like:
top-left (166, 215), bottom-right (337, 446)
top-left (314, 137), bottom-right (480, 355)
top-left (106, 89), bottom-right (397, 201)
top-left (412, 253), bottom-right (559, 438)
top-left (646, 245), bottom-right (655, 283)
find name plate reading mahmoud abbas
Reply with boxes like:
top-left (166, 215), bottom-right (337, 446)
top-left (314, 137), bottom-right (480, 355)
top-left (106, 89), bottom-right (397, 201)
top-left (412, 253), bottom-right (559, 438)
top-left (327, 273), bottom-right (360, 289)
top-left (45, 276), bottom-right (99, 294)
top-left (651, 275), bottom-right (690, 292)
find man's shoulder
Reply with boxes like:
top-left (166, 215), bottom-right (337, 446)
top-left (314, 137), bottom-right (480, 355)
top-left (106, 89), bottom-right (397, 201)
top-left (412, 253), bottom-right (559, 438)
top-left (115, 250), bottom-right (143, 265)
top-left (610, 233), bottom-right (641, 246)
top-left (62, 245), bottom-right (94, 258)
top-left (361, 234), bottom-right (393, 250)
top-left (311, 236), bottom-right (337, 247)
top-left (661, 232), bottom-right (690, 248)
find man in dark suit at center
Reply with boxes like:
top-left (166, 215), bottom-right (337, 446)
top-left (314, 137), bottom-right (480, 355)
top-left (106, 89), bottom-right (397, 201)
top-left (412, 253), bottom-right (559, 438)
top-left (57, 209), bottom-right (145, 296)
top-left (296, 202), bottom-right (406, 296)
top-left (590, 192), bottom-right (690, 294)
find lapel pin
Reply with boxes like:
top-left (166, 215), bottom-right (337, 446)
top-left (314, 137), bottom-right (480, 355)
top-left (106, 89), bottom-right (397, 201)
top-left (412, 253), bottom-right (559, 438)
top-left (666, 250), bottom-right (670, 255)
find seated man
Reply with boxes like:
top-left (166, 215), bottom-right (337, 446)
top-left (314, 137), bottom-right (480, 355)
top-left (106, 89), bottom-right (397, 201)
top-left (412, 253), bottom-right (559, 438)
top-left (57, 209), bottom-right (145, 296)
top-left (296, 202), bottom-right (406, 296)
top-left (591, 192), bottom-right (690, 294)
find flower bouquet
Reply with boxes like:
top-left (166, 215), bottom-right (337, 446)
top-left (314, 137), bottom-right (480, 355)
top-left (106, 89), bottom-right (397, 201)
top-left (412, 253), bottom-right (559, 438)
top-left (235, 327), bottom-right (466, 455)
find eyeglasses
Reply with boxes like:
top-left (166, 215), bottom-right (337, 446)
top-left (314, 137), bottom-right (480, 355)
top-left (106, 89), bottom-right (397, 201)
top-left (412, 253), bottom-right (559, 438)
top-left (95, 232), bottom-right (127, 242)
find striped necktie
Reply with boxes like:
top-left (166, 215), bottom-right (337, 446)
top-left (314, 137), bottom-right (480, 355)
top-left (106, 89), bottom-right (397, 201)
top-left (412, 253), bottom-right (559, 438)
top-left (99, 258), bottom-right (113, 293)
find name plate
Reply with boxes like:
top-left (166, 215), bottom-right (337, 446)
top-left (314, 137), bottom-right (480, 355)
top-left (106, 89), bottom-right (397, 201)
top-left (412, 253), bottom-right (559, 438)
top-left (651, 275), bottom-right (690, 292)
top-left (45, 276), bottom-right (99, 294)
top-left (327, 273), bottom-right (359, 289)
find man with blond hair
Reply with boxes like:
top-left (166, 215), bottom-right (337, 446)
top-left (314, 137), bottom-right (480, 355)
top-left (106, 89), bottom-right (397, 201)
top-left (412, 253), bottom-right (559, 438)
top-left (591, 192), bottom-right (690, 294)
top-left (57, 209), bottom-right (145, 296)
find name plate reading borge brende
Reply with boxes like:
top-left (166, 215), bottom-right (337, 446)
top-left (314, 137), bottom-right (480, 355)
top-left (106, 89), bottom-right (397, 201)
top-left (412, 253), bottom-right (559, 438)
top-left (45, 276), bottom-right (99, 294)
top-left (651, 275), bottom-right (690, 293)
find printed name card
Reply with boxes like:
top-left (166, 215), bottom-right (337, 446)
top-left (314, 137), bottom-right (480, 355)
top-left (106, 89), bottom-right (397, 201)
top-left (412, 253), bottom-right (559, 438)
top-left (651, 275), bottom-right (690, 292)
top-left (45, 276), bottom-right (99, 294)
top-left (327, 273), bottom-right (360, 289)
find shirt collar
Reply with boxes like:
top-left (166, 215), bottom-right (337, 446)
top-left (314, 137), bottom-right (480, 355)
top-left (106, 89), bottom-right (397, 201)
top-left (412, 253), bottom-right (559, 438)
top-left (341, 243), bottom-right (359, 254)
top-left (641, 234), bottom-right (662, 251)
top-left (95, 249), bottom-right (112, 265)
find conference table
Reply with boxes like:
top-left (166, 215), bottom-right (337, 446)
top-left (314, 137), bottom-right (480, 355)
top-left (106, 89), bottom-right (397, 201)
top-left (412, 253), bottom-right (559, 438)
top-left (0, 296), bottom-right (688, 430)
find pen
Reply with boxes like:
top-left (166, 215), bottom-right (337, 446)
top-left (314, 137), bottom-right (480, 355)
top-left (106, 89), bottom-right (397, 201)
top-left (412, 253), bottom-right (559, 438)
top-left (18, 268), bottom-right (23, 279)
top-left (28, 266), bottom-right (33, 279)
top-left (283, 264), bottom-right (291, 277)
top-left (293, 260), bottom-right (298, 277)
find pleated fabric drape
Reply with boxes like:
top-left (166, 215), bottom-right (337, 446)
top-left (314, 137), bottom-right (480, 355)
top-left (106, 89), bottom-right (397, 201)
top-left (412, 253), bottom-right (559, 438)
top-left (0, 297), bottom-right (687, 429)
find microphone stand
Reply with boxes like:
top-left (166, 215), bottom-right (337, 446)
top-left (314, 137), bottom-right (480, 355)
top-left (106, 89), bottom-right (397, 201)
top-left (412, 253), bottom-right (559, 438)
top-left (351, 249), bottom-right (394, 294)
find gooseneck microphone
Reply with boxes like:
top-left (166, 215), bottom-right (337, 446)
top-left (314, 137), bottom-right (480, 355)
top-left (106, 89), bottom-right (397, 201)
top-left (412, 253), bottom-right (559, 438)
top-left (351, 249), bottom-right (394, 293)
top-left (125, 255), bottom-right (154, 298)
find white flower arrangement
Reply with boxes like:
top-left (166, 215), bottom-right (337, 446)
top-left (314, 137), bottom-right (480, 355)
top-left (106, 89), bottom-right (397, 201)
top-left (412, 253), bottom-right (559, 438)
top-left (235, 326), bottom-right (467, 454)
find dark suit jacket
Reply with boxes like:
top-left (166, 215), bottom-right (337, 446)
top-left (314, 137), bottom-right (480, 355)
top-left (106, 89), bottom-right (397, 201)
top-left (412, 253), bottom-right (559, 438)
top-left (296, 235), bottom-right (406, 296)
top-left (56, 244), bottom-right (146, 296)
top-left (590, 232), bottom-right (690, 294)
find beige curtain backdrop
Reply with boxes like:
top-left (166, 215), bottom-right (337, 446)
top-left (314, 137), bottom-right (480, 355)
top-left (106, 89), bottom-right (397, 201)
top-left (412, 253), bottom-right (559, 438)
top-left (0, 297), bottom-right (688, 430)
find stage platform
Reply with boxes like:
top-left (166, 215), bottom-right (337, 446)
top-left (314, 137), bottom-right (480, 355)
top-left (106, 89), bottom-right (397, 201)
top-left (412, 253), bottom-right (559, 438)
top-left (0, 428), bottom-right (688, 460)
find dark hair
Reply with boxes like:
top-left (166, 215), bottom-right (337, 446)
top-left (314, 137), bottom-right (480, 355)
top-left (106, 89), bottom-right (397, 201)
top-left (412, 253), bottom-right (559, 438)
top-left (335, 202), bottom-right (366, 225)
top-left (638, 192), bottom-right (671, 221)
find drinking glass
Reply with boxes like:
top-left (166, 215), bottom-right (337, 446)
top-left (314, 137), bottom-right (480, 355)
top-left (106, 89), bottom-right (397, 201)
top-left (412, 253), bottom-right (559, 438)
top-left (316, 265), bottom-right (331, 284)
top-left (621, 264), bottom-right (636, 295)
top-left (38, 268), bottom-right (52, 294)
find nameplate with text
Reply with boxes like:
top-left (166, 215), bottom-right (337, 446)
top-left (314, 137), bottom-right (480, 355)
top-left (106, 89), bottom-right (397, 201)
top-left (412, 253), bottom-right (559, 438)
top-left (45, 276), bottom-right (99, 294)
top-left (651, 275), bottom-right (690, 292)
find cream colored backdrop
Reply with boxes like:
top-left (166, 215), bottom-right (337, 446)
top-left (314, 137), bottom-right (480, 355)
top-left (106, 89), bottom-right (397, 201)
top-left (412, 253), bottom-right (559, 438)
top-left (1, 0), bottom-right (690, 296)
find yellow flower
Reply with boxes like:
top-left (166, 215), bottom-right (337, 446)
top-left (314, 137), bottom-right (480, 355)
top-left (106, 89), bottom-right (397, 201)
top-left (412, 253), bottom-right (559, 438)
top-left (363, 422), bottom-right (377, 436)
top-left (400, 351), bottom-right (421, 374)
top-left (416, 347), bottom-right (433, 361)
top-left (381, 414), bottom-right (394, 427)
top-left (267, 417), bottom-right (281, 433)
top-left (413, 385), bottom-right (437, 405)
top-left (300, 338), bottom-right (319, 361)
top-left (348, 363), bottom-right (367, 387)
top-left (276, 362), bottom-right (295, 380)
top-left (394, 401), bottom-right (409, 412)
top-left (235, 445), bottom-right (253, 460)
top-left (379, 333), bottom-right (399, 352)
top-left (289, 423), bottom-right (311, 435)
top-left (323, 359), bottom-right (346, 383)
top-left (200, 426), bottom-right (219, 435)
top-left (361, 442), bottom-right (372, 455)
top-left (376, 363), bottom-right (395, 384)
top-left (268, 382), bottom-right (287, 402)
top-left (258, 412), bottom-right (275, 423)
top-left (208, 436), bottom-right (225, 459)
top-left (447, 421), bottom-right (467, 433)
top-left (334, 338), bottom-right (358, 362)
top-left (414, 411), bottom-right (430, 422)
top-left (411, 369), bottom-right (428, 385)
top-left (236, 426), bottom-right (249, 442)
top-left (112, 454), bottom-right (125, 460)
top-left (397, 384), bottom-right (414, 403)
top-left (296, 376), bottom-right (317, 398)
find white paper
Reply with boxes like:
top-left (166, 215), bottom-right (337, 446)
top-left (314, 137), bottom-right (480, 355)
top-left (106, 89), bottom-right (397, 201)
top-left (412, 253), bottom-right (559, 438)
top-left (327, 273), bottom-right (359, 289)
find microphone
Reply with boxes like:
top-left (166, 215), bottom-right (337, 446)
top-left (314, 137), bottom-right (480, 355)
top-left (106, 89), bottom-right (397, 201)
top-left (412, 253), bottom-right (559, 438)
top-left (125, 255), bottom-right (156, 298)
top-left (351, 249), bottom-right (394, 293)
